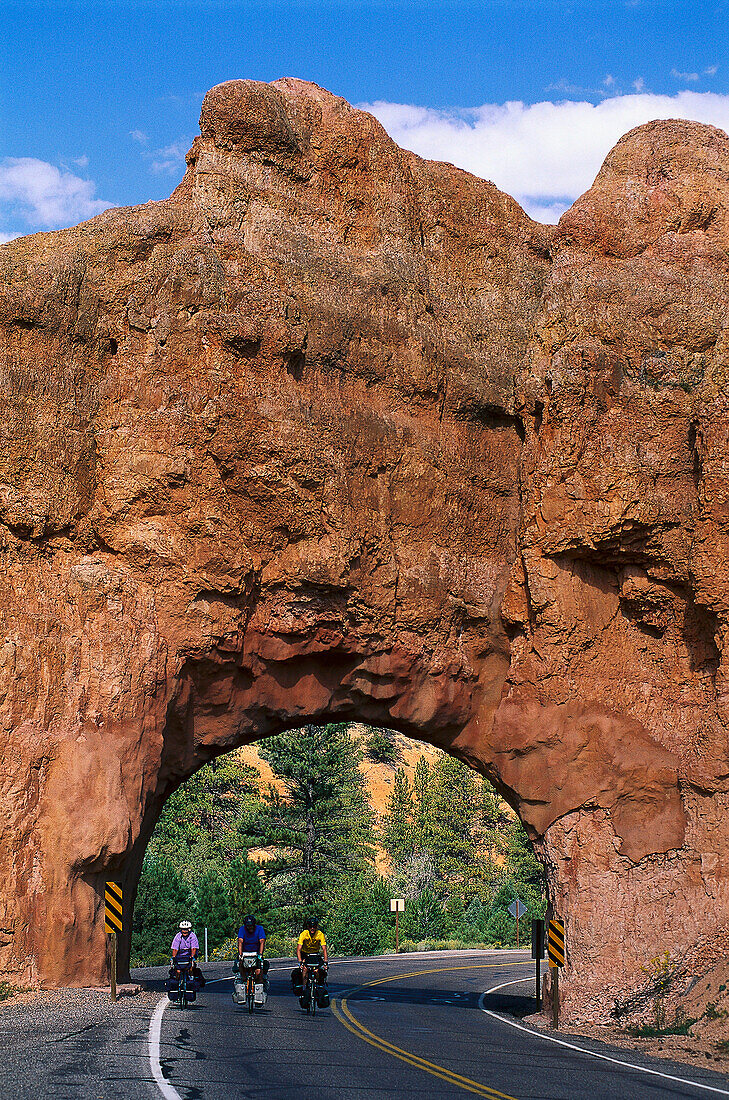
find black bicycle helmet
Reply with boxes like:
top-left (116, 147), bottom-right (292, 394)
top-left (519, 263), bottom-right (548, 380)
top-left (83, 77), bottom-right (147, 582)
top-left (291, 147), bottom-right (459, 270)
top-left (306, 916), bottom-right (319, 928)
top-left (243, 914), bottom-right (256, 930)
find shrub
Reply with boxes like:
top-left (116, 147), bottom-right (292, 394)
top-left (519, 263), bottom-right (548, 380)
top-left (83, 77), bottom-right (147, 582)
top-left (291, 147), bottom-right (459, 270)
top-left (262, 933), bottom-right (297, 958)
top-left (365, 729), bottom-right (399, 765)
top-left (130, 951), bottom-right (171, 969)
top-left (630, 1017), bottom-right (696, 1038)
top-left (211, 937), bottom-right (237, 960)
top-left (328, 874), bottom-right (392, 956)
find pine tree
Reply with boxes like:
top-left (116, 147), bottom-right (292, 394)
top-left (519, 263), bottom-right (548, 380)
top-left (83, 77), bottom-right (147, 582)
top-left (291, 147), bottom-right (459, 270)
top-left (131, 856), bottom-right (193, 964)
top-left (227, 855), bottom-right (276, 932)
top-left (381, 767), bottom-right (414, 864)
top-left (423, 754), bottom-right (481, 899)
top-left (327, 873), bottom-right (392, 955)
top-left (256, 724), bottom-right (376, 927)
top-left (147, 750), bottom-right (262, 877)
top-left (462, 895), bottom-right (487, 942)
top-left (412, 755), bottom-right (433, 849)
top-left (365, 728), bottom-right (400, 765)
top-left (194, 869), bottom-right (232, 950)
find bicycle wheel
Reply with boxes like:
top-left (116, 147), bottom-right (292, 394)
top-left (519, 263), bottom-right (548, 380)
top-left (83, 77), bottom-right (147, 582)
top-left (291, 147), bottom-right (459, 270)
top-left (311, 978), bottom-right (317, 1017)
top-left (247, 976), bottom-right (255, 1014)
top-left (179, 979), bottom-right (186, 1007)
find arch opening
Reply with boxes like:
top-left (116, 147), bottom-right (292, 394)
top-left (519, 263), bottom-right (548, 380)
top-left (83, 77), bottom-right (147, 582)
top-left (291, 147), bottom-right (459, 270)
top-left (129, 722), bottom-right (547, 970)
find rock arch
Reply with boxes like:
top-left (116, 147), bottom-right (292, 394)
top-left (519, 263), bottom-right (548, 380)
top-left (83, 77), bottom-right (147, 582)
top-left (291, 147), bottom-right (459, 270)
top-left (1, 79), bottom-right (728, 1020)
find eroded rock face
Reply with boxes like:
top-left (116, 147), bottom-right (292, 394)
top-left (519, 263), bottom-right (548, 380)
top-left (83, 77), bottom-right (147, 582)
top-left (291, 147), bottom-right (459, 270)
top-left (0, 80), bottom-right (727, 1019)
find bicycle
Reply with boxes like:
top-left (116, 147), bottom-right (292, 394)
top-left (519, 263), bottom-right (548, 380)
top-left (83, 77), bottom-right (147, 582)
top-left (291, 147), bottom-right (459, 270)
top-left (174, 959), bottom-right (193, 1007)
top-left (301, 952), bottom-right (327, 1016)
top-left (238, 951), bottom-right (259, 1014)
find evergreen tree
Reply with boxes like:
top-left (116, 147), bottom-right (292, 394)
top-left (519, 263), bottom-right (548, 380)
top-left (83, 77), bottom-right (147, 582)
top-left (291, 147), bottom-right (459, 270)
top-left (462, 896), bottom-right (487, 942)
top-left (426, 754), bottom-right (480, 897)
top-left (327, 873), bottom-right (392, 955)
top-left (256, 724), bottom-right (376, 927)
top-left (365, 728), bottom-right (400, 765)
top-left (485, 908), bottom-right (513, 946)
top-left (147, 750), bottom-right (262, 879)
top-left (412, 755), bottom-right (433, 849)
top-left (131, 856), bottom-right (193, 964)
top-left (227, 855), bottom-right (276, 931)
top-left (381, 768), bottom-right (414, 864)
top-left (506, 819), bottom-right (545, 894)
top-left (401, 885), bottom-right (447, 941)
top-left (194, 869), bottom-right (232, 951)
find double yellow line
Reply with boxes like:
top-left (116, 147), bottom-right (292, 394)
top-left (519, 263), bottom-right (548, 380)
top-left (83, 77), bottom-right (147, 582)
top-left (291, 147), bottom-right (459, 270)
top-left (331, 962), bottom-right (525, 1099)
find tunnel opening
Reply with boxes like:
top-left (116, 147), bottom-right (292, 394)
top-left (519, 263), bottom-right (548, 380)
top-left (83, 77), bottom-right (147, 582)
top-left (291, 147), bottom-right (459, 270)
top-left (129, 722), bottom-right (546, 969)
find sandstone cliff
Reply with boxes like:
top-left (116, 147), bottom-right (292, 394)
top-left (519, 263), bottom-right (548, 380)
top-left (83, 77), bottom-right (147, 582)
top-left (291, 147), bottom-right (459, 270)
top-left (0, 79), bottom-right (727, 1022)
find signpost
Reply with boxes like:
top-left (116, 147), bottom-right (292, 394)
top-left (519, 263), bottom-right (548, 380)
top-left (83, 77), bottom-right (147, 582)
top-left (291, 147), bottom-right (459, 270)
top-left (390, 898), bottom-right (405, 953)
top-left (507, 898), bottom-right (527, 948)
top-left (547, 918), bottom-right (565, 1028)
top-left (104, 881), bottom-right (123, 1002)
top-left (531, 919), bottom-right (545, 1011)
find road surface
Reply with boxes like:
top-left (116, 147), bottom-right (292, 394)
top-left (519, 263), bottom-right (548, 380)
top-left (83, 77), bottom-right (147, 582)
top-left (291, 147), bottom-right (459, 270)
top-left (2, 950), bottom-right (728, 1098)
top-left (148, 950), bottom-right (729, 1099)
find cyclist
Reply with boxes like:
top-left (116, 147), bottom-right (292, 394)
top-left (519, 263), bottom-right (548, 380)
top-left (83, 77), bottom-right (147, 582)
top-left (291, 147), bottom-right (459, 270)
top-left (296, 917), bottom-right (328, 1006)
top-left (171, 919), bottom-right (199, 971)
top-left (169, 919), bottom-right (205, 989)
top-left (237, 914), bottom-right (269, 989)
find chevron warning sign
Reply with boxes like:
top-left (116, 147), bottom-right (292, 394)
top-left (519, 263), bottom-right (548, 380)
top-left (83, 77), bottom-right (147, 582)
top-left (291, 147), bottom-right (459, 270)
top-left (105, 881), bottom-right (123, 933)
top-left (547, 918), bottom-right (565, 967)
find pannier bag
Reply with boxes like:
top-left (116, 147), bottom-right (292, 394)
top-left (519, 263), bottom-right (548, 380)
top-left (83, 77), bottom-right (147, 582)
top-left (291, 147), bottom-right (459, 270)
top-left (167, 973), bottom-right (196, 1002)
top-left (232, 977), bottom-right (246, 1004)
top-left (317, 986), bottom-right (330, 1008)
top-left (291, 966), bottom-right (304, 994)
top-left (254, 982), bottom-right (267, 1006)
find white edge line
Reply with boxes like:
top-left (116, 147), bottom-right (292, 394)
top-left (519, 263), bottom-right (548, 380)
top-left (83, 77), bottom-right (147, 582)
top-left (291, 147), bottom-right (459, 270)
top-left (480, 978), bottom-right (729, 1098)
top-left (149, 995), bottom-right (184, 1100)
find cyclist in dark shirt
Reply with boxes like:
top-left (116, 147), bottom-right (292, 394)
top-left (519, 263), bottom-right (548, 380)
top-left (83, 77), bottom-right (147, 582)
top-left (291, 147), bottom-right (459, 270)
top-left (237, 914), bottom-right (268, 986)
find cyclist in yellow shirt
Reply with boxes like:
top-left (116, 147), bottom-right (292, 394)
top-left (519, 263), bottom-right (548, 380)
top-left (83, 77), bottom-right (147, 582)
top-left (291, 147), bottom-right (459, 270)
top-left (296, 917), bottom-right (328, 1006)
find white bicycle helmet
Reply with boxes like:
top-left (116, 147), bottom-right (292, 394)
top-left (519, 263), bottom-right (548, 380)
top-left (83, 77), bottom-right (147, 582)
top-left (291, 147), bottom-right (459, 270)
top-left (179, 919), bottom-right (193, 931)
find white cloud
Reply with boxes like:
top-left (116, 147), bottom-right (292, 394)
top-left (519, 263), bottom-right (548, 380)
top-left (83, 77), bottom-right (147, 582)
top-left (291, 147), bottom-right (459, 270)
top-left (632, 77), bottom-right (646, 93)
top-left (130, 129), bottom-right (148, 143)
top-left (706, 65), bottom-right (719, 76)
top-left (150, 139), bottom-right (190, 175)
top-left (365, 91), bottom-right (729, 224)
top-left (0, 158), bottom-right (114, 231)
top-left (671, 68), bottom-right (699, 82)
top-left (0, 232), bottom-right (21, 244)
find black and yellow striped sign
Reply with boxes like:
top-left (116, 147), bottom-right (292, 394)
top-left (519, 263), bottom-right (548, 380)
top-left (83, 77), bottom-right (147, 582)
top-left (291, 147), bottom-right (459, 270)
top-left (105, 881), bottom-right (123, 933)
top-left (547, 918), bottom-right (565, 966)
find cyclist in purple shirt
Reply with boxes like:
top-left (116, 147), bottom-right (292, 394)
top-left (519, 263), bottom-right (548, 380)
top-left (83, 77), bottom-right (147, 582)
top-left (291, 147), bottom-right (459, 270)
top-left (171, 920), bottom-right (199, 972)
top-left (237, 914), bottom-right (269, 988)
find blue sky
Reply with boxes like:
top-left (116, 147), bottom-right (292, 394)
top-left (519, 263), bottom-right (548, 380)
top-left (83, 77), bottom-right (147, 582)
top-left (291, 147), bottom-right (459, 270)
top-left (1, 0), bottom-right (728, 239)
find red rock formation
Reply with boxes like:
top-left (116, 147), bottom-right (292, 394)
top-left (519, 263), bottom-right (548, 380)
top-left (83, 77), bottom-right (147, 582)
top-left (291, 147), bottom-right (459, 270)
top-left (0, 80), bottom-right (727, 1020)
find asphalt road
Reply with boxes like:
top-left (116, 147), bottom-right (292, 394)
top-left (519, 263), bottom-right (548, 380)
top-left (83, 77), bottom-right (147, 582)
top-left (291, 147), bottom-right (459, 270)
top-left (147, 950), bottom-right (729, 1100)
top-left (2, 950), bottom-right (728, 1099)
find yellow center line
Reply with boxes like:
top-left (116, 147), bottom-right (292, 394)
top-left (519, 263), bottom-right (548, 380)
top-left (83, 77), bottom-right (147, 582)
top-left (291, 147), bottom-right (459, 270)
top-left (331, 960), bottom-right (527, 1100)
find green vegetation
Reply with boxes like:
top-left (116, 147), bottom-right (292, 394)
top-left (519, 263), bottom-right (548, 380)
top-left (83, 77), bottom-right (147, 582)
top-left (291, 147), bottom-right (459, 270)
top-left (0, 981), bottom-right (21, 1001)
top-left (365, 728), bottom-right (400, 765)
top-left (131, 724), bottom-right (546, 965)
top-left (629, 1017), bottom-right (696, 1038)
